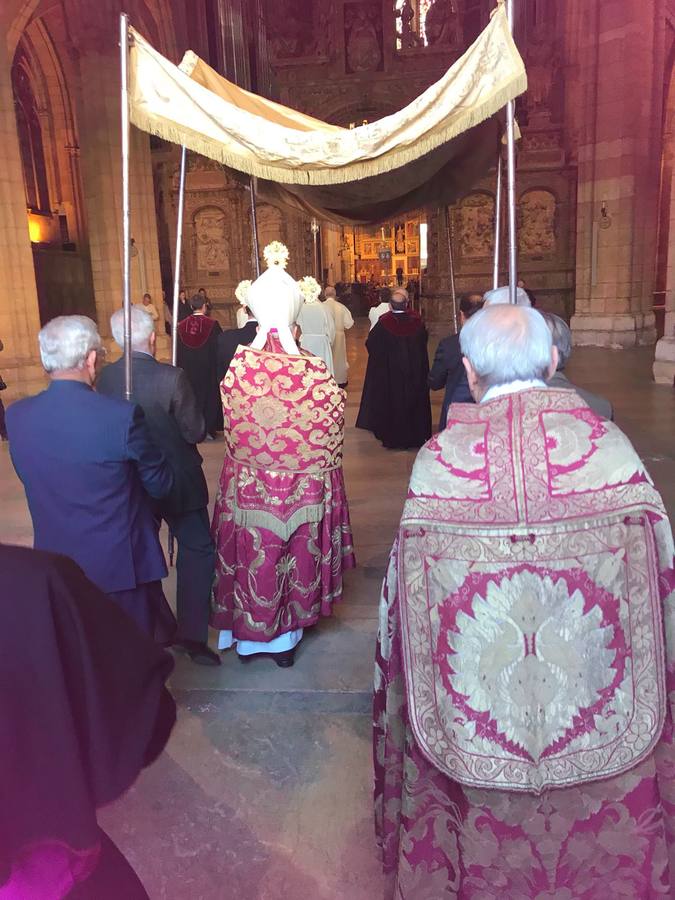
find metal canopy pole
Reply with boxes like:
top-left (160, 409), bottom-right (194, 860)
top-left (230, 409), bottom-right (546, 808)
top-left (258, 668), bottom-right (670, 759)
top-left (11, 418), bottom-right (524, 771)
top-left (505, 0), bottom-right (518, 303)
top-left (120, 12), bottom-right (132, 399)
top-left (492, 151), bottom-right (503, 290)
top-left (444, 206), bottom-right (458, 334)
top-left (171, 145), bottom-right (187, 367)
top-left (311, 217), bottom-right (320, 280)
top-left (249, 176), bottom-right (261, 277)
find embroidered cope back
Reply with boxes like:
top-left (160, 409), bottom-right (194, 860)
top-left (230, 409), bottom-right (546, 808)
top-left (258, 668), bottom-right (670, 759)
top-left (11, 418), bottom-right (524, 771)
top-left (222, 344), bottom-right (345, 540)
top-left (398, 389), bottom-right (669, 793)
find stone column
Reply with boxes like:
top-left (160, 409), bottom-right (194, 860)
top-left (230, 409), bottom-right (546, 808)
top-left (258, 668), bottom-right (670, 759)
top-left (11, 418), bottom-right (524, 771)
top-left (72, 5), bottom-right (164, 339)
top-left (570, 0), bottom-right (665, 348)
top-left (422, 205), bottom-right (458, 333)
top-left (0, 34), bottom-right (45, 401)
top-left (653, 158), bottom-right (675, 383)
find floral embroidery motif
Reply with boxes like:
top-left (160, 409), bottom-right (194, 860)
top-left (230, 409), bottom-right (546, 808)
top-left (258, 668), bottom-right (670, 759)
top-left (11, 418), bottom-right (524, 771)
top-left (375, 387), bottom-right (675, 897)
top-left (447, 569), bottom-right (617, 760)
top-left (211, 342), bottom-right (355, 641)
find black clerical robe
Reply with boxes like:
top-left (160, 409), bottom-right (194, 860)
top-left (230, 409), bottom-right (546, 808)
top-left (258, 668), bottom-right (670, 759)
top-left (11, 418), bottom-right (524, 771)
top-left (217, 319), bottom-right (258, 381)
top-left (356, 310), bottom-right (432, 449)
top-left (177, 313), bottom-right (223, 436)
top-left (0, 544), bottom-right (175, 897)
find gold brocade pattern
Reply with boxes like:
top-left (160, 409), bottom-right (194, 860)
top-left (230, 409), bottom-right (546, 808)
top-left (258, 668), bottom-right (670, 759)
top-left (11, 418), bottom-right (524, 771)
top-left (398, 389), bottom-right (670, 793)
top-left (222, 346), bottom-right (346, 473)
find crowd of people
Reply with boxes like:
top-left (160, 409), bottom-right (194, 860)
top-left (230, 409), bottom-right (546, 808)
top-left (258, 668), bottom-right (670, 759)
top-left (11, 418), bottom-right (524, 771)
top-left (1, 242), bottom-right (674, 897)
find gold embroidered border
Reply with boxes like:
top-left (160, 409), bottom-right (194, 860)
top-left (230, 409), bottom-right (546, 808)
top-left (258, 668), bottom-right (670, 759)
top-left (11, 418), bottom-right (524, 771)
top-left (398, 515), bottom-right (666, 794)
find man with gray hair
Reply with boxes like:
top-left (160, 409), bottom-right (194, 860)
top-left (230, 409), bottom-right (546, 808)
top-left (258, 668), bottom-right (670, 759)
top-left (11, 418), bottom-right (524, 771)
top-left (6, 315), bottom-right (176, 641)
top-left (540, 310), bottom-right (614, 419)
top-left (374, 303), bottom-right (675, 896)
top-left (483, 284), bottom-right (532, 307)
top-left (98, 306), bottom-right (219, 666)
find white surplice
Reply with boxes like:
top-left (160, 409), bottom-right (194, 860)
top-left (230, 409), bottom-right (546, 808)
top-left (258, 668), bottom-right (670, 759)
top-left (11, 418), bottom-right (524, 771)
top-left (297, 302), bottom-right (335, 375)
top-left (323, 297), bottom-right (354, 385)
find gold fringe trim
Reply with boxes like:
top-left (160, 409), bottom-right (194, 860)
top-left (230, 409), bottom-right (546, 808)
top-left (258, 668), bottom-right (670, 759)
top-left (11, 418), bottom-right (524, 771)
top-left (233, 503), bottom-right (326, 541)
top-left (130, 70), bottom-right (526, 187)
top-left (129, 4), bottom-right (527, 188)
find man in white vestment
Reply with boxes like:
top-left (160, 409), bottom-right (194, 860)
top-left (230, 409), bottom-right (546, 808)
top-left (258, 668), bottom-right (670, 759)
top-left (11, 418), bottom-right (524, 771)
top-left (323, 286), bottom-right (354, 387)
top-left (369, 286), bottom-right (392, 330)
top-left (297, 277), bottom-right (336, 374)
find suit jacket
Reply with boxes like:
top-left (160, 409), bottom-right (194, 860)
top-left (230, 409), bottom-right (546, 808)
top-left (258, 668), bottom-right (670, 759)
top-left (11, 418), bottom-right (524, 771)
top-left (548, 370), bottom-right (614, 420)
top-left (217, 319), bottom-right (258, 380)
top-left (428, 332), bottom-right (473, 430)
top-left (6, 380), bottom-right (172, 594)
top-left (97, 352), bottom-right (208, 516)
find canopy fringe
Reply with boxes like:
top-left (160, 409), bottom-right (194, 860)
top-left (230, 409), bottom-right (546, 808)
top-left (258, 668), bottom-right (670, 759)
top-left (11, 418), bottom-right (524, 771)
top-left (129, 71), bottom-right (526, 187)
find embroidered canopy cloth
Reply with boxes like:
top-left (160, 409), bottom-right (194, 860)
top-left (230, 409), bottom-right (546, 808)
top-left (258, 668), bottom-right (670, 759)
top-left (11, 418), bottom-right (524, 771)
top-left (211, 339), bottom-right (355, 642)
top-left (374, 388), bottom-right (675, 897)
top-left (127, 6), bottom-right (525, 192)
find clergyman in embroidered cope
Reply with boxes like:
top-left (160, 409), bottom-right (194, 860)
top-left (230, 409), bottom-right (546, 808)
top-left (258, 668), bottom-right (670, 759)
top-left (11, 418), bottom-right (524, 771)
top-left (211, 245), bottom-right (355, 657)
top-left (374, 305), bottom-right (675, 898)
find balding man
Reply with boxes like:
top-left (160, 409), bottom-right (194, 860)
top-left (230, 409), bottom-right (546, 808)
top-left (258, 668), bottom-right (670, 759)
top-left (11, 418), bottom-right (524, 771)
top-left (375, 304), bottom-right (675, 898)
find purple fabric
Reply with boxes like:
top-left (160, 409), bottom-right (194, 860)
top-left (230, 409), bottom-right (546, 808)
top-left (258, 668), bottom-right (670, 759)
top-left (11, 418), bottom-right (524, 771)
top-left (374, 389), bottom-right (675, 897)
top-left (211, 337), bottom-right (355, 642)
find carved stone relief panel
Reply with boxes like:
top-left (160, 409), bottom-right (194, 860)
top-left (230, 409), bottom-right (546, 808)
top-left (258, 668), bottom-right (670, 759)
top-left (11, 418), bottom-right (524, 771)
top-left (518, 189), bottom-right (556, 257)
top-left (425, 0), bottom-right (462, 48)
top-left (193, 206), bottom-right (230, 273)
top-left (344, 2), bottom-right (384, 73)
top-left (256, 203), bottom-right (284, 252)
top-left (457, 191), bottom-right (495, 259)
top-left (265, 0), bottom-right (336, 61)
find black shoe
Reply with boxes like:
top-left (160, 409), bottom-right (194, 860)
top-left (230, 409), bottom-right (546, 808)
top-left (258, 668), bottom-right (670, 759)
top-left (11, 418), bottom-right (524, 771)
top-left (273, 649), bottom-right (295, 668)
top-left (173, 639), bottom-right (221, 666)
top-left (237, 648), bottom-right (296, 668)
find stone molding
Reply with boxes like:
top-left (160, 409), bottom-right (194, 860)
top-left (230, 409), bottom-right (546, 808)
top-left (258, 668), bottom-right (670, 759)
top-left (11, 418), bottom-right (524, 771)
top-left (570, 312), bottom-right (657, 349)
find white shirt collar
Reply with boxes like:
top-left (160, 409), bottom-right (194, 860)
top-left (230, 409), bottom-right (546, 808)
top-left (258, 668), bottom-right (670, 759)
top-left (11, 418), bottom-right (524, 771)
top-left (481, 379), bottom-right (547, 403)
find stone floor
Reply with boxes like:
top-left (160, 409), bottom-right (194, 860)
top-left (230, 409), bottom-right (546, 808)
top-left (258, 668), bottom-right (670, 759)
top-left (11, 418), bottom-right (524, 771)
top-left (1, 321), bottom-right (674, 899)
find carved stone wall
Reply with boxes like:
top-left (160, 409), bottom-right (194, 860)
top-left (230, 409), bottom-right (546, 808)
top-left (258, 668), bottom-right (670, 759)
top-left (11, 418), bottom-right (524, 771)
top-left (266, 0), bottom-right (577, 326)
top-left (152, 149), bottom-right (313, 327)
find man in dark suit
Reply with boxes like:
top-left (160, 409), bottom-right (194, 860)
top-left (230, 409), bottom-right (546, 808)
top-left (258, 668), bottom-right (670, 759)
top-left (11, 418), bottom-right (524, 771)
top-left (428, 292), bottom-right (484, 430)
top-left (6, 315), bottom-right (175, 642)
top-left (217, 306), bottom-right (258, 380)
top-left (98, 306), bottom-right (219, 666)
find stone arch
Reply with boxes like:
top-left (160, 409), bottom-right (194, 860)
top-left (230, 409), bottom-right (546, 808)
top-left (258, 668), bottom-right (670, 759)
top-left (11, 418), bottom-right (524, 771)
top-left (6, 0), bottom-right (177, 60)
top-left (654, 42), bottom-right (675, 338)
top-left (517, 188), bottom-right (557, 257)
top-left (12, 42), bottom-right (51, 214)
top-left (12, 19), bottom-right (85, 242)
top-left (4, 0), bottom-right (41, 56)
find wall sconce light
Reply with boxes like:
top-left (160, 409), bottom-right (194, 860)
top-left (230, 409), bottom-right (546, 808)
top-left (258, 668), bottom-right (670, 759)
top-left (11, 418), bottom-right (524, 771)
top-left (599, 201), bottom-right (611, 230)
top-left (28, 217), bottom-right (41, 243)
